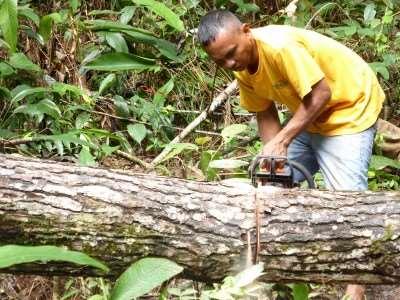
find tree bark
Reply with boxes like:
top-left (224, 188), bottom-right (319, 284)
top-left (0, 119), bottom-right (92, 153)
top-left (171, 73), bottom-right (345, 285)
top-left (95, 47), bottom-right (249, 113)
top-left (0, 154), bottom-right (399, 284)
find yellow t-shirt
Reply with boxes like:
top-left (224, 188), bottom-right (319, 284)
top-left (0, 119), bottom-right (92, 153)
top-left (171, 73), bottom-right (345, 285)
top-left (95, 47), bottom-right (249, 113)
top-left (234, 25), bottom-right (385, 136)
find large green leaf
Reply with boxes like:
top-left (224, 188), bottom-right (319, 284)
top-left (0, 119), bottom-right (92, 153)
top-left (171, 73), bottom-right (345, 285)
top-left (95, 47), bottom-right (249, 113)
top-left (79, 146), bottom-right (96, 166)
top-left (9, 52), bottom-right (41, 72)
top-left (11, 86), bottom-right (48, 104)
top-left (132, 0), bottom-right (184, 32)
top-left (14, 98), bottom-right (61, 121)
top-left (127, 123), bottom-right (147, 144)
top-left (160, 143), bottom-right (198, 162)
top-left (18, 5), bottom-right (40, 26)
top-left (289, 283), bottom-right (309, 300)
top-left (120, 6), bottom-right (136, 24)
top-left (369, 62), bottom-right (390, 80)
top-left (99, 73), bottom-right (117, 95)
top-left (122, 30), bottom-right (180, 61)
top-left (86, 20), bottom-right (179, 61)
top-left (200, 150), bottom-right (220, 180)
top-left (105, 32), bottom-right (129, 53)
top-left (110, 258), bottom-right (183, 300)
top-left (114, 95), bottom-right (130, 118)
top-left (221, 124), bottom-right (248, 144)
top-left (85, 20), bottom-right (153, 35)
top-left (153, 78), bottom-right (174, 106)
top-left (0, 245), bottom-right (109, 272)
top-left (209, 159), bottom-right (249, 169)
top-left (39, 12), bottom-right (66, 42)
top-left (234, 263), bottom-right (264, 288)
top-left (0, 62), bottom-right (15, 77)
top-left (69, 0), bottom-right (81, 12)
top-left (370, 155), bottom-right (400, 170)
top-left (0, 0), bottom-right (18, 53)
top-left (364, 3), bottom-right (376, 24)
top-left (83, 52), bottom-right (159, 72)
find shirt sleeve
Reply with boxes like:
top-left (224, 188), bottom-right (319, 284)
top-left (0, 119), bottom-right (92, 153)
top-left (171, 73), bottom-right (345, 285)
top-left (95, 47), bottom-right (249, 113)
top-left (275, 43), bottom-right (325, 99)
top-left (237, 78), bottom-right (272, 113)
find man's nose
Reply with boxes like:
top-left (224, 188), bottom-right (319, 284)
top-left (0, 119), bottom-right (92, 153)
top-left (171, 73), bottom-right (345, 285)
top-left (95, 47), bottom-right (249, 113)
top-left (224, 59), bottom-right (236, 69)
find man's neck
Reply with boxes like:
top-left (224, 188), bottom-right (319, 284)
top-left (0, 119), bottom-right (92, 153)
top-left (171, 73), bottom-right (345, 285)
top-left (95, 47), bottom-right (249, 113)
top-left (247, 38), bottom-right (259, 74)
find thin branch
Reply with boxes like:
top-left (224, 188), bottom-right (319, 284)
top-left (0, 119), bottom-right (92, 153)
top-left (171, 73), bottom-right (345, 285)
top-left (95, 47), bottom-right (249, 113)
top-left (115, 150), bottom-right (151, 169)
top-left (149, 80), bottom-right (238, 168)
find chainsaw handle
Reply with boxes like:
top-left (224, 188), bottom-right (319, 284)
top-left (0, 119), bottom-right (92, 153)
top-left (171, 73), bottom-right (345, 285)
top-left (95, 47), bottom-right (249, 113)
top-left (287, 160), bottom-right (315, 189)
top-left (248, 155), bottom-right (315, 189)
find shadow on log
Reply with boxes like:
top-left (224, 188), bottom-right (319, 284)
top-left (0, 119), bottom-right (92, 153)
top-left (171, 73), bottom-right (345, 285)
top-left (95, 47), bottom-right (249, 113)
top-left (0, 154), bottom-right (399, 284)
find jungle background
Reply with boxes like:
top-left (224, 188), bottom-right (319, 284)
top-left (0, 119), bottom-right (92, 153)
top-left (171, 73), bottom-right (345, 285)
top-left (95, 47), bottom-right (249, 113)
top-left (0, 0), bottom-right (399, 299)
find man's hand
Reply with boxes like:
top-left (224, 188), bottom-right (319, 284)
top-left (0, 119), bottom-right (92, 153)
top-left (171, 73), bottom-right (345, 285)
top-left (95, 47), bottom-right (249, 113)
top-left (262, 136), bottom-right (288, 157)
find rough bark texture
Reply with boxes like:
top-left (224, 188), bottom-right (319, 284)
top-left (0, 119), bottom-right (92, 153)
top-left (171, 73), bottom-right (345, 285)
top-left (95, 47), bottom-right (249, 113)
top-left (0, 154), bottom-right (399, 284)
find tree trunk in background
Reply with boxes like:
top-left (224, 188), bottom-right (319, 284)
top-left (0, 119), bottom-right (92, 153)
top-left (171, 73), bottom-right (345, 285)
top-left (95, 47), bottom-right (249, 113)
top-left (0, 154), bottom-right (399, 284)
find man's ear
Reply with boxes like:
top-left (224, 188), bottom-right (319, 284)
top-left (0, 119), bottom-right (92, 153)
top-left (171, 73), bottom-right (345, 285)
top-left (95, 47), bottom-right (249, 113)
top-left (241, 23), bottom-right (251, 34)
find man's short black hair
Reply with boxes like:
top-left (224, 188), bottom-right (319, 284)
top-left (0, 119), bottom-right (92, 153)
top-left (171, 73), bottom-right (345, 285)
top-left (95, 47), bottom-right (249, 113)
top-left (197, 10), bottom-right (242, 46)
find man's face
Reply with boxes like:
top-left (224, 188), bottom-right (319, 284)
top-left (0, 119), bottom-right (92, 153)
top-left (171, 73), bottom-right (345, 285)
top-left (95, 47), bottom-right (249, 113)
top-left (204, 24), bottom-right (254, 72)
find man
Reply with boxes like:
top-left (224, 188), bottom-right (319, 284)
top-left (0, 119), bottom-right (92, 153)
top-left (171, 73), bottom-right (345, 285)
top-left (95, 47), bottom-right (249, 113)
top-left (198, 10), bottom-right (385, 300)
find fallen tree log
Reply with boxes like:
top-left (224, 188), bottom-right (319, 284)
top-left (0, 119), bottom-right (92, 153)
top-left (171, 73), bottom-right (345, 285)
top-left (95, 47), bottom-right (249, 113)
top-left (0, 154), bottom-right (399, 284)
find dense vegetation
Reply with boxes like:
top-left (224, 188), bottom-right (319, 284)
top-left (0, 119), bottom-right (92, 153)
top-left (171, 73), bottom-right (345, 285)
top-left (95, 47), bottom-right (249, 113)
top-left (0, 0), bottom-right (399, 298)
top-left (1, 0), bottom-right (399, 180)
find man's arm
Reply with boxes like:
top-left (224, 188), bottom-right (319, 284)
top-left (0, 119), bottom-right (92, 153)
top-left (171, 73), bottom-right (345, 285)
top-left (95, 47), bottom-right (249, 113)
top-left (256, 103), bottom-right (281, 144)
top-left (262, 78), bottom-right (331, 156)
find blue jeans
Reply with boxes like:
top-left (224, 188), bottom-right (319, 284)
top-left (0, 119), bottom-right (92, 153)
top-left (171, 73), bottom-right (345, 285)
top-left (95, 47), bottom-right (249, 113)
top-left (287, 125), bottom-right (376, 191)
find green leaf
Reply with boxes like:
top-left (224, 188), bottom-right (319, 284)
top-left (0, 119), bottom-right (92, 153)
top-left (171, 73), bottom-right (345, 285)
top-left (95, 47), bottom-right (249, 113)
top-left (370, 155), bottom-right (400, 170)
top-left (221, 124), bottom-right (248, 143)
top-left (36, 98), bottom-right (61, 119)
top-left (0, 245), bottom-right (109, 272)
top-left (161, 143), bottom-right (198, 162)
top-left (153, 78), bottom-right (174, 106)
top-left (9, 53), bottom-right (41, 72)
top-left (75, 112), bottom-right (91, 129)
top-left (120, 6), bottom-right (136, 24)
top-left (369, 62), bottom-right (390, 80)
top-left (0, 62), bottom-right (15, 77)
top-left (230, 0), bottom-right (259, 13)
top-left (132, 0), bottom-right (184, 32)
top-left (0, 0), bottom-right (18, 53)
top-left (0, 129), bottom-right (17, 139)
top-left (11, 86), bottom-right (48, 104)
top-left (44, 131), bottom-right (90, 149)
top-left (14, 98), bottom-right (61, 121)
top-left (0, 86), bottom-right (10, 100)
top-left (195, 136), bottom-right (212, 146)
top-left (234, 263), bottom-right (264, 288)
top-left (105, 32), bottom-right (129, 53)
top-left (99, 73), bottom-right (117, 95)
top-left (290, 283), bottom-right (309, 300)
top-left (364, 3), bottom-right (376, 24)
top-left (83, 52), bottom-right (158, 72)
top-left (39, 12), bottom-right (65, 42)
top-left (18, 5), bottom-right (40, 26)
top-left (122, 29), bottom-right (180, 61)
top-left (51, 82), bottom-right (84, 97)
top-left (79, 146), bottom-right (96, 166)
top-left (200, 150), bottom-right (220, 180)
top-left (87, 295), bottom-right (106, 300)
top-left (86, 20), bottom-right (180, 61)
top-left (110, 258), bottom-right (183, 300)
top-left (85, 19), bottom-right (152, 33)
top-left (114, 95), bottom-right (130, 118)
top-left (69, 0), bottom-right (81, 12)
top-left (344, 25), bottom-right (357, 36)
top-left (127, 124), bottom-right (147, 144)
top-left (209, 159), bottom-right (248, 169)
top-left (100, 144), bottom-right (120, 156)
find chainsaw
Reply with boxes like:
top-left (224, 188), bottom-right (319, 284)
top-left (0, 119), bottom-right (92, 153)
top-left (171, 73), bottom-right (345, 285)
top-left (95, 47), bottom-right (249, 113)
top-left (248, 155), bottom-right (315, 188)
